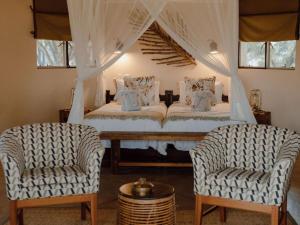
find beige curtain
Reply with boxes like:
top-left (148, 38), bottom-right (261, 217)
top-left (239, 0), bottom-right (299, 41)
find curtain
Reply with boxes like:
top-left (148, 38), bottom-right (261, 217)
top-left (67, 0), bottom-right (255, 124)
top-left (67, 0), bottom-right (166, 124)
top-left (150, 0), bottom-right (255, 123)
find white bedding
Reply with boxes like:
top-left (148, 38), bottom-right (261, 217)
top-left (83, 102), bottom-right (243, 155)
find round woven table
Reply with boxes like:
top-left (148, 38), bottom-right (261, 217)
top-left (118, 182), bottom-right (176, 225)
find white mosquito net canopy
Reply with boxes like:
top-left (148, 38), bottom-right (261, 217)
top-left (67, 0), bottom-right (256, 124)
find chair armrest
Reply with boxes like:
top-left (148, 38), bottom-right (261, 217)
top-left (189, 131), bottom-right (226, 193)
top-left (268, 133), bottom-right (300, 205)
top-left (77, 127), bottom-right (105, 179)
top-left (0, 131), bottom-right (25, 200)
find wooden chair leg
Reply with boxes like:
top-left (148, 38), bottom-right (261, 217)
top-left (81, 203), bottom-right (87, 220)
top-left (90, 194), bottom-right (97, 225)
top-left (219, 207), bottom-right (226, 223)
top-left (281, 199), bottom-right (287, 225)
top-left (194, 195), bottom-right (203, 225)
top-left (18, 209), bottom-right (24, 225)
top-left (271, 206), bottom-right (279, 225)
top-left (9, 201), bottom-right (17, 225)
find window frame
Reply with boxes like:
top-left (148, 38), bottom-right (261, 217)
top-left (37, 40), bottom-right (76, 69)
top-left (238, 41), bottom-right (296, 70)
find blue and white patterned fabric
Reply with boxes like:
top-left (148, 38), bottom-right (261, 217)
top-left (190, 124), bottom-right (300, 206)
top-left (0, 123), bottom-right (105, 200)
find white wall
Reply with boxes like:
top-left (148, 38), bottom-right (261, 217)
top-left (0, 0), bottom-right (96, 132)
top-left (103, 43), bottom-right (230, 95)
top-left (104, 42), bottom-right (300, 133)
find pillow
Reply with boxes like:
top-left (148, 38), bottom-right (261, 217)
top-left (191, 90), bottom-right (216, 112)
top-left (215, 81), bottom-right (224, 104)
top-left (184, 76), bottom-right (216, 105)
top-left (124, 76), bottom-right (156, 106)
top-left (113, 78), bottom-right (125, 103)
top-left (119, 89), bottom-right (141, 111)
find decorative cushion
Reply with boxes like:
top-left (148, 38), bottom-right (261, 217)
top-left (215, 81), bottom-right (224, 104)
top-left (206, 167), bottom-right (270, 192)
top-left (20, 165), bottom-right (87, 188)
top-left (191, 90), bottom-right (216, 112)
top-left (183, 76), bottom-right (216, 105)
top-left (124, 76), bottom-right (156, 106)
top-left (118, 89), bottom-right (141, 111)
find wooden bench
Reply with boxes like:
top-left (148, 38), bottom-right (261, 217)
top-left (99, 131), bottom-right (207, 173)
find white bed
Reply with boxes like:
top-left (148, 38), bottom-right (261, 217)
top-left (83, 101), bottom-right (242, 155)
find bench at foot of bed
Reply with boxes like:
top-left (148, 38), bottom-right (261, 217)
top-left (99, 131), bottom-right (207, 173)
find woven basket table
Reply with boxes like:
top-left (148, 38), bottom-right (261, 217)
top-left (118, 182), bottom-right (176, 225)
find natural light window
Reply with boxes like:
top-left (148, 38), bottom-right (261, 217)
top-left (36, 40), bottom-right (76, 68)
top-left (239, 41), bottom-right (296, 69)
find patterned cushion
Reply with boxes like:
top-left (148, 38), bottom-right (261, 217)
top-left (124, 76), bottom-right (156, 106)
top-left (118, 89), bottom-right (141, 111)
top-left (11, 123), bottom-right (85, 169)
top-left (20, 165), bottom-right (87, 188)
top-left (190, 124), bottom-right (300, 206)
top-left (206, 167), bottom-right (270, 192)
top-left (184, 76), bottom-right (216, 105)
top-left (191, 90), bottom-right (216, 112)
top-left (221, 125), bottom-right (293, 172)
top-left (0, 123), bottom-right (105, 200)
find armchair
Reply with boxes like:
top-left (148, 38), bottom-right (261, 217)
top-left (0, 123), bottom-right (105, 225)
top-left (190, 124), bottom-right (300, 225)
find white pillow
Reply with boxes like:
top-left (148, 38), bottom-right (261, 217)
top-left (119, 89), bottom-right (141, 111)
top-left (154, 81), bottom-right (160, 105)
top-left (191, 90), bottom-right (216, 112)
top-left (215, 81), bottom-right (224, 104)
top-left (179, 80), bottom-right (223, 104)
top-left (114, 77), bottom-right (160, 105)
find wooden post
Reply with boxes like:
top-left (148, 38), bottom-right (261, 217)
top-left (111, 140), bottom-right (121, 174)
top-left (90, 194), bottom-right (97, 225)
top-left (81, 203), bottom-right (87, 220)
top-left (9, 201), bottom-right (17, 225)
top-left (194, 195), bottom-right (203, 225)
top-left (271, 206), bottom-right (279, 225)
top-left (281, 199), bottom-right (287, 225)
top-left (219, 207), bottom-right (226, 223)
top-left (18, 209), bottom-right (24, 225)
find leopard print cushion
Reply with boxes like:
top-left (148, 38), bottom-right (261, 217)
top-left (124, 76), bottom-right (156, 106)
top-left (184, 76), bottom-right (216, 105)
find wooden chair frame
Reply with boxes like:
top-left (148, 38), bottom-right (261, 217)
top-left (9, 193), bottom-right (97, 225)
top-left (194, 194), bottom-right (287, 225)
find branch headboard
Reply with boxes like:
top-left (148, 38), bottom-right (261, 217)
top-left (105, 90), bottom-right (228, 107)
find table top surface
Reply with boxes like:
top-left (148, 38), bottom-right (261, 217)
top-left (119, 182), bottom-right (174, 200)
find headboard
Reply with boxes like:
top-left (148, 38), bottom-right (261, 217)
top-left (105, 90), bottom-right (228, 107)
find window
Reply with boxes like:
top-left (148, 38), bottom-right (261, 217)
top-left (239, 41), bottom-right (296, 69)
top-left (37, 40), bottom-right (76, 68)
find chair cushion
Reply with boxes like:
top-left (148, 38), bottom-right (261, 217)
top-left (206, 167), bottom-right (270, 192)
top-left (20, 165), bottom-right (87, 188)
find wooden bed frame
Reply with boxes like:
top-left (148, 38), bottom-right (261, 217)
top-left (102, 90), bottom-right (228, 173)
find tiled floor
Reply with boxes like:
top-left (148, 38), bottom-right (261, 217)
top-left (0, 159), bottom-right (300, 225)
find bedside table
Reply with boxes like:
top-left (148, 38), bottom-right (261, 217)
top-left (59, 108), bottom-right (92, 123)
top-left (253, 110), bottom-right (271, 125)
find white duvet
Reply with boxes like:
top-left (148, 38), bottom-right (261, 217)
top-left (83, 102), bottom-right (242, 155)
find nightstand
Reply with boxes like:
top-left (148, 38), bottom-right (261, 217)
top-left (253, 110), bottom-right (271, 125)
top-left (59, 108), bottom-right (92, 123)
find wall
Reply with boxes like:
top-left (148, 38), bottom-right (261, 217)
top-left (103, 44), bottom-right (229, 95)
top-left (0, 0), bottom-right (96, 132)
top-left (104, 42), bottom-right (300, 133)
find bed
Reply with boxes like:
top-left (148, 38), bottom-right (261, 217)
top-left (83, 90), bottom-right (242, 155)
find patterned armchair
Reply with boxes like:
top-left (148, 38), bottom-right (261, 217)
top-left (190, 124), bottom-right (300, 225)
top-left (0, 123), bottom-right (105, 225)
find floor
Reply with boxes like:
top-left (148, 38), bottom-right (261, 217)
top-left (0, 158), bottom-right (300, 225)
